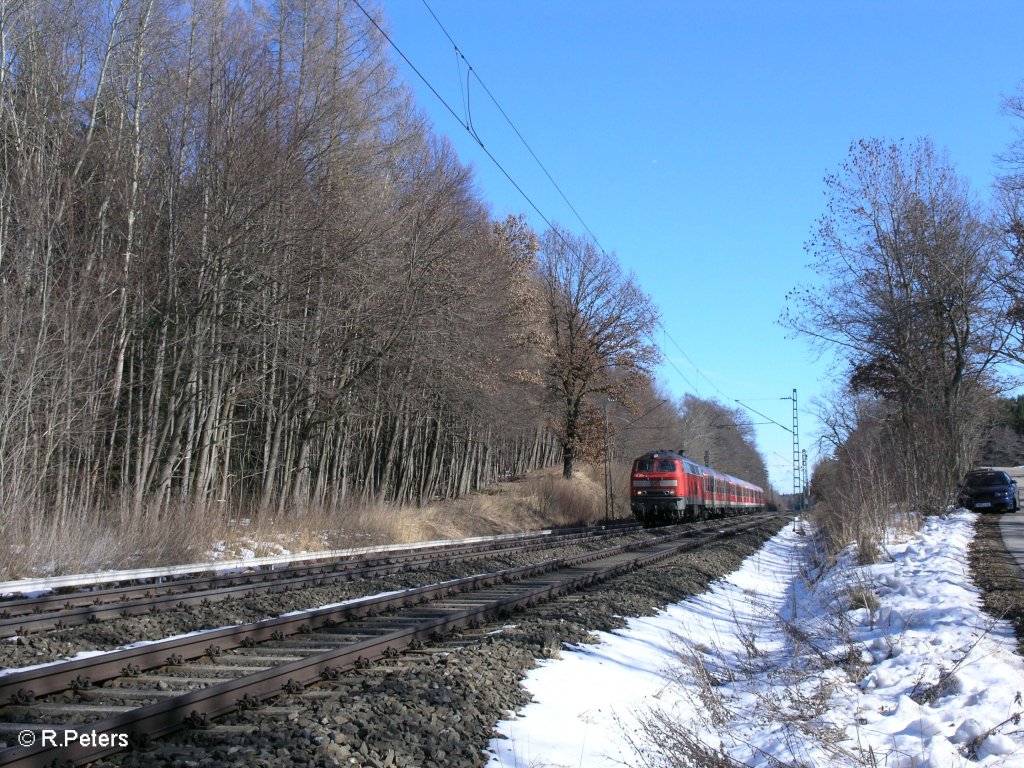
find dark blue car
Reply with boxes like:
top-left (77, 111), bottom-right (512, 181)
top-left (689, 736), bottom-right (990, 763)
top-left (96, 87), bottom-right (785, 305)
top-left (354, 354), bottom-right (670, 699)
top-left (957, 469), bottom-right (1019, 513)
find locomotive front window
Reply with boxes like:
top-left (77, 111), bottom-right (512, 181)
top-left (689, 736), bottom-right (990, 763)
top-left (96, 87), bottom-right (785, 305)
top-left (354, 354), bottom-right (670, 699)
top-left (636, 460), bottom-right (654, 472)
top-left (657, 460), bottom-right (676, 472)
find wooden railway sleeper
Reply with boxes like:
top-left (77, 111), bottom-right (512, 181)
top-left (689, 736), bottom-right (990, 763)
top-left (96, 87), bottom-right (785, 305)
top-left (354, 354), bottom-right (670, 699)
top-left (128, 731), bottom-right (153, 751)
top-left (0, 518), bottom-right (770, 765)
top-left (0, 527), bottom-right (635, 621)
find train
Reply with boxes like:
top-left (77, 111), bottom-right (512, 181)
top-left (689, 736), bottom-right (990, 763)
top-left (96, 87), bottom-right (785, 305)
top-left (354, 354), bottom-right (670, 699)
top-left (629, 449), bottom-right (764, 525)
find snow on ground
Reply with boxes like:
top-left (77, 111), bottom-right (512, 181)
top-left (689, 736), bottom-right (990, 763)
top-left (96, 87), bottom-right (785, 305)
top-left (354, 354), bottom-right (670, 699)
top-left (486, 512), bottom-right (1024, 768)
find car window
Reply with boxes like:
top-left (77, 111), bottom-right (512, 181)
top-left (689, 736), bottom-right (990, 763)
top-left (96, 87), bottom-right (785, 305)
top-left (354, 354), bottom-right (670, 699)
top-left (964, 472), bottom-right (1010, 488)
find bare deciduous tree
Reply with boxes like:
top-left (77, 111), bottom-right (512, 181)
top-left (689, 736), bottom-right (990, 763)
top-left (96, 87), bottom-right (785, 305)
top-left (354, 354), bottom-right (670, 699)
top-left (537, 226), bottom-right (661, 478)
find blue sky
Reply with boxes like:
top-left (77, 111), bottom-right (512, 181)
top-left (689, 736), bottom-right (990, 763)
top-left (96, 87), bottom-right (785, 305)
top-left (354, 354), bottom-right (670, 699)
top-left (380, 0), bottom-right (1024, 492)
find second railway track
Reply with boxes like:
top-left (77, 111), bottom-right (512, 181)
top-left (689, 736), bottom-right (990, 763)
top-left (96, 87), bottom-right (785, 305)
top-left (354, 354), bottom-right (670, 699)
top-left (0, 524), bottom-right (640, 637)
top-left (0, 514), bottom-right (787, 767)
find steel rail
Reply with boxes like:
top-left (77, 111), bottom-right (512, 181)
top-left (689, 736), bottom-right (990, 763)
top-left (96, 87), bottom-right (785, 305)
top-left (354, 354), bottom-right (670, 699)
top-left (0, 522), bottom-right (640, 598)
top-left (0, 529), bottom-right (562, 596)
top-left (0, 523), bottom-right (680, 703)
top-left (0, 515), bottom-right (779, 768)
top-left (0, 525), bottom-right (641, 636)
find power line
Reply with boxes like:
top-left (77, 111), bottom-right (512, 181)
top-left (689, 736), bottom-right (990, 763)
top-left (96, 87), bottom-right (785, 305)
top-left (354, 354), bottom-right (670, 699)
top-left (623, 398), bottom-right (669, 428)
top-left (647, 329), bottom-right (701, 393)
top-left (418, 0), bottom-right (608, 254)
top-left (733, 400), bottom-right (793, 434)
top-left (658, 323), bottom-right (797, 438)
top-left (656, 326), bottom-right (798, 441)
top-left (659, 325), bottom-right (731, 399)
top-left (350, 0), bottom-right (558, 236)
top-left (364, 0), bottom-right (737, 432)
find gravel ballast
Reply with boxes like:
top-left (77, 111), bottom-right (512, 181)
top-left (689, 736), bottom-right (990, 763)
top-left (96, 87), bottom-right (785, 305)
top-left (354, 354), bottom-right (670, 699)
top-left (0, 530), bottom-right (656, 670)
top-left (84, 517), bottom-right (789, 768)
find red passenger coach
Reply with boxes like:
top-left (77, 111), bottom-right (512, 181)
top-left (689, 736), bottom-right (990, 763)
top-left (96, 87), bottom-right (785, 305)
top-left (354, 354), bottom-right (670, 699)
top-left (629, 450), bottom-right (764, 526)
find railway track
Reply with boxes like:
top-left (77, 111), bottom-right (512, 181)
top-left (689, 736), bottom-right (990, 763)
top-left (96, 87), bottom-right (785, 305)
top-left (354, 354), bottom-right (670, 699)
top-left (0, 514), bottom-right (783, 767)
top-left (0, 523), bottom-right (639, 638)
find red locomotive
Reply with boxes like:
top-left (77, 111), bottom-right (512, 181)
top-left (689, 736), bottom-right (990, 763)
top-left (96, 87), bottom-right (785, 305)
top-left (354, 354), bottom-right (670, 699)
top-left (629, 449), bottom-right (764, 525)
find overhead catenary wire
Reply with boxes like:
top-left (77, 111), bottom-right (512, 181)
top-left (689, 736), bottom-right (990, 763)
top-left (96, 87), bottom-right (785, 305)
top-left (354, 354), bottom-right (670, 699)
top-left (648, 329), bottom-right (701, 394)
top-left (623, 397), bottom-right (669, 427)
top-left (659, 322), bottom-right (801, 448)
top-left (350, 0), bottom-right (558, 237)
top-left (418, 0), bottom-right (608, 254)
top-left (734, 400), bottom-right (792, 434)
top-left (659, 325), bottom-right (732, 400)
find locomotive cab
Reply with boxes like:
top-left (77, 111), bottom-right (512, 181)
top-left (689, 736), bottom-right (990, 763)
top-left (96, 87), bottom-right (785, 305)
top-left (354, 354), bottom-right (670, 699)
top-left (630, 450), bottom-right (704, 525)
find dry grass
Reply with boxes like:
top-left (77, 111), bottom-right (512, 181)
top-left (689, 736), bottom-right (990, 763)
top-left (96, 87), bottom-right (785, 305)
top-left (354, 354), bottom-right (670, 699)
top-left (0, 498), bottom-right (230, 580)
top-left (0, 463), bottom-right (614, 581)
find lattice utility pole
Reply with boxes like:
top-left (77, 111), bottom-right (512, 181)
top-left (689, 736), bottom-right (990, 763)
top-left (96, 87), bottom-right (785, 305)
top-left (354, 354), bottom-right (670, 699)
top-left (801, 448), bottom-right (809, 511)
top-left (791, 388), bottom-right (801, 513)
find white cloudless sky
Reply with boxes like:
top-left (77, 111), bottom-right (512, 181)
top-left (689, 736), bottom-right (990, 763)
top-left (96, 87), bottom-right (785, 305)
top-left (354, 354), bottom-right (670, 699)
top-left (379, 0), bottom-right (1024, 492)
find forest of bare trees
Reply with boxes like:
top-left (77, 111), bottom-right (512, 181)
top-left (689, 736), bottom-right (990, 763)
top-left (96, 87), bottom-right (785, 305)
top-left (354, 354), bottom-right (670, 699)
top-left (0, 0), bottom-right (574, 539)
